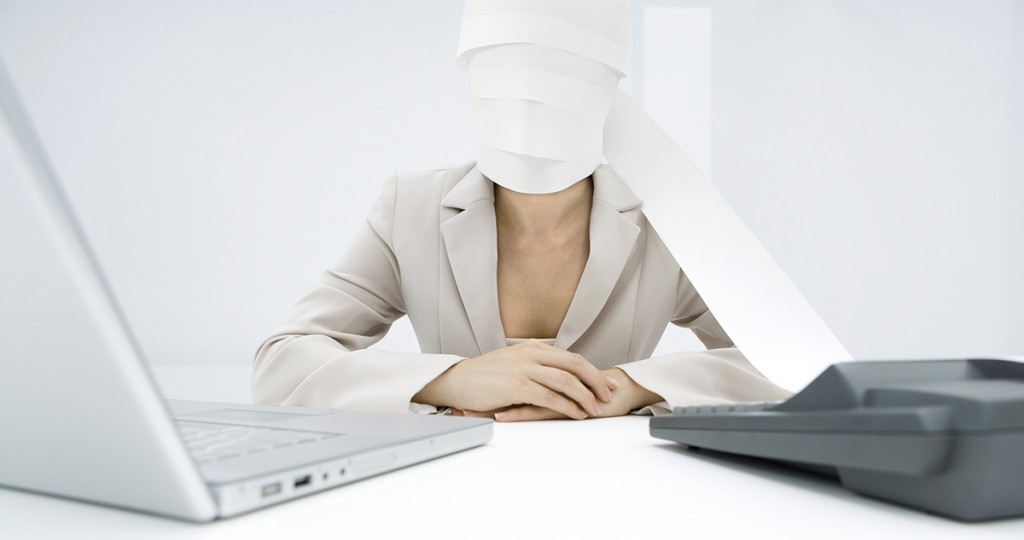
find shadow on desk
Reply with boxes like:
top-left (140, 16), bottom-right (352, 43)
top-left (653, 441), bottom-right (1024, 527)
top-left (655, 443), bottom-right (840, 488)
top-left (652, 442), bottom-right (940, 519)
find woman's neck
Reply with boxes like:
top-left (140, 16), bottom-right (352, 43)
top-left (494, 176), bottom-right (594, 239)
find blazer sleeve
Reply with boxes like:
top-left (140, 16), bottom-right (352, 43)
top-left (614, 270), bottom-right (793, 415)
top-left (251, 175), bottom-right (464, 413)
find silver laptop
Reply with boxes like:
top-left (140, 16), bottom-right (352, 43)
top-left (0, 58), bottom-right (492, 522)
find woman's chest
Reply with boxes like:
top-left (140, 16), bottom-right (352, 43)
top-left (496, 239), bottom-right (589, 339)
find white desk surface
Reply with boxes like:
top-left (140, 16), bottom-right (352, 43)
top-left (2, 366), bottom-right (1023, 539)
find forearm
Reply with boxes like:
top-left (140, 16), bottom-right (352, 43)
top-left (253, 335), bottom-right (463, 412)
top-left (614, 349), bottom-right (792, 411)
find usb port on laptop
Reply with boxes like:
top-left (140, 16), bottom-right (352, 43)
top-left (261, 482), bottom-right (282, 497)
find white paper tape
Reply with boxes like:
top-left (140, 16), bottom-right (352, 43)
top-left (476, 146), bottom-right (596, 195)
top-left (474, 98), bottom-right (603, 163)
top-left (457, 13), bottom-right (629, 75)
top-left (469, 68), bottom-right (612, 123)
top-left (604, 89), bottom-right (852, 389)
top-left (457, 1), bottom-right (626, 195)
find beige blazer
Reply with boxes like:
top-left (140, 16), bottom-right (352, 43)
top-left (252, 164), bottom-right (791, 414)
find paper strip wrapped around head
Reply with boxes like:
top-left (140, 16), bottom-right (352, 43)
top-left (457, 0), bottom-right (628, 194)
top-left (456, 0), bottom-right (852, 389)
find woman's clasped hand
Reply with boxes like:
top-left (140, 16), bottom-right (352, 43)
top-left (412, 340), bottom-right (660, 422)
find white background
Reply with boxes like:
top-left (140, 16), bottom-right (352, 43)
top-left (0, 0), bottom-right (1020, 375)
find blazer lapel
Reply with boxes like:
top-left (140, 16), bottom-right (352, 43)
top-left (441, 169), bottom-right (507, 354)
top-left (555, 166), bottom-right (643, 350)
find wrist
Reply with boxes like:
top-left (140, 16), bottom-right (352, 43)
top-left (608, 368), bottom-right (662, 411)
top-left (412, 362), bottom-right (460, 407)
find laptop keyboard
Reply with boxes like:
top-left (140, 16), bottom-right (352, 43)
top-left (176, 421), bottom-right (341, 465)
top-left (672, 400), bottom-right (784, 416)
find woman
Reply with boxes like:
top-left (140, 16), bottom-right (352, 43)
top-left (252, 0), bottom-right (793, 421)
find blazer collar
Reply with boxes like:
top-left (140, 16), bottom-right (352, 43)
top-left (441, 164), bottom-right (643, 353)
top-left (592, 164), bottom-right (643, 212)
top-left (441, 167), bottom-right (493, 210)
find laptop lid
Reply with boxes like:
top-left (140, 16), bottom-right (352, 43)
top-left (0, 56), bottom-right (494, 522)
top-left (0, 57), bottom-right (218, 521)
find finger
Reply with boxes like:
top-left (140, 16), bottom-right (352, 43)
top-left (522, 383), bottom-right (588, 420)
top-left (460, 410), bottom-right (493, 418)
top-left (529, 366), bottom-right (602, 417)
top-left (524, 349), bottom-right (614, 403)
top-left (494, 406), bottom-right (570, 422)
